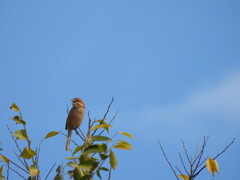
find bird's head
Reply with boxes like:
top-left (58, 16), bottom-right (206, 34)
top-left (71, 98), bottom-right (85, 109)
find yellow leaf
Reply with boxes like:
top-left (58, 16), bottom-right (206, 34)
top-left (91, 124), bottom-right (112, 131)
top-left (29, 165), bottom-right (39, 177)
top-left (119, 132), bottom-right (135, 139)
top-left (113, 145), bottom-right (132, 150)
top-left (206, 158), bottom-right (220, 176)
top-left (0, 155), bottom-right (9, 164)
top-left (178, 174), bottom-right (189, 180)
top-left (0, 165), bottom-right (4, 179)
top-left (117, 140), bottom-right (133, 148)
top-left (10, 103), bottom-right (20, 112)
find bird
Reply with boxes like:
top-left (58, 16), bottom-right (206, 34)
top-left (65, 97), bottom-right (85, 151)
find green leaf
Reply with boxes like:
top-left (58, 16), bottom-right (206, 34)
top-left (98, 143), bottom-right (107, 153)
top-left (99, 153), bottom-right (109, 160)
top-left (91, 124), bottom-right (112, 131)
top-left (113, 145), bottom-right (132, 150)
top-left (10, 103), bottom-right (20, 112)
top-left (0, 155), bottom-right (9, 164)
top-left (44, 131), bottom-right (59, 139)
top-left (20, 147), bottom-right (36, 159)
top-left (54, 174), bottom-right (64, 180)
top-left (66, 161), bottom-right (78, 168)
top-left (13, 129), bottom-right (28, 140)
top-left (56, 165), bottom-right (61, 173)
top-left (96, 167), bottom-right (109, 180)
top-left (90, 135), bottom-right (111, 142)
top-left (73, 145), bottom-right (83, 155)
top-left (54, 166), bottom-right (64, 180)
top-left (96, 169), bottom-right (102, 179)
top-left (109, 150), bottom-right (117, 170)
top-left (12, 115), bottom-right (26, 125)
top-left (84, 144), bottom-right (104, 154)
top-left (73, 166), bottom-right (84, 179)
top-left (78, 160), bottom-right (99, 170)
top-left (119, 132), bottom-right (135, 139)
top-left (99, 167), bottom-right (109, 171)
top-left (29, 165), bottom-right (39, 177)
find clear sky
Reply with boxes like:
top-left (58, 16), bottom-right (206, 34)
top-left (1, 0), bottom-right (240, 179)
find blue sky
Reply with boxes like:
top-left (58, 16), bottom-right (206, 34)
top-left (0, 0), bottom-right (240, 179)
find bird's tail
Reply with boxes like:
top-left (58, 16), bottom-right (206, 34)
top-left (65, 129), bottom-right (72, 151)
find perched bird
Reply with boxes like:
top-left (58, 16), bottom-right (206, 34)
top-left (65, 98), bottom-right (85, 151)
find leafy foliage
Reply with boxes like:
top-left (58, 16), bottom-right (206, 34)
top-left (1, 99), bottom-right (134, 180)
top-left (0, 103), bottom-right (60, 179)
top-left (64, 116), bottom-right (134, 179)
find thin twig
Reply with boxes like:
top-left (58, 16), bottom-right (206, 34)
top-left (78, 128), bottom-right (86, 141)
top-left (213, 138), bottom-right (235, 160)
top-left (13, 151), bottom-right (27, 171)
top-left (60, 130), bottom-right (78, 147)
top-left (158, 141), bottom-right (180, 180)
top-left (193, 137), bottom-right (208, 170)
top-left (75, 129), bottom-right (85, 142)
top-left (7, 125), bottom-right (29, 171)
top-left (181, 139), bottom-right (192, 166)
top-left (7, 165), bottom-right (27, 180)
top-left (179, 152), bottom-right (189, 176)
top-left (6, 125), bottom-right (22, 154)
top-left (88, 111), bottom-right (92, 131)
top-left (44, 163), bottom-right (56, 180)
top-left (99, 111), bottom-right (118, 136)
top-left (108, 167), bottom-right (112, 180)
top-left (92, 97), bottom-right (114, 136)
top-left (7, 163), bottom-right (9, 180)
top-left (0, 153), bottom-right (29, 174)
top-left (175, 166), bottom-right (188, 180)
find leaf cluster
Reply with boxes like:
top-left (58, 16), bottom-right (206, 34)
top-left (64, 110), bottom-right (134, 180)
top-left (0, 103), bottom-right (60, 180)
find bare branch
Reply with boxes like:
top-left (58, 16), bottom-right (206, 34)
top-left (108, 167), bottom-right (112, 180)
top-left (13, 151), bottom-right (27, 171)
top-left (60, 130), bottom-right (79, 147)
top-left (7, 125), bottom-right (29, 171)
top-left (44, 163), bottom-right (56, 180)
top-left (99, 111), bottom-right (118, 136)
top-left (193, 138), bottom-right (235, 178)
top-left (158, 141), bottom-right (180, 180)
top-left (192, 136), bottom-right (208, 174)
top-left (75, 129), bottom-right (85, 142)
top-left (7, 165), bottom-right (27, 180)
top-left (213, 138), bottom-right (235, 160)
top-left (179, 152), bottom-right (189, 176)
top-left (0, 153), bottom-right (29, 174)
top-left (181, 139), bottom-right (192, 165)
top-left (92, 97), bottom-right (115, 136)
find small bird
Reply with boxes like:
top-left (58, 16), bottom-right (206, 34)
top-left (65, 98), bottom-right (85, 151)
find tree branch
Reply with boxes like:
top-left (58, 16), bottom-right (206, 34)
top-left (158, 141), bottom-right (180, 180)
